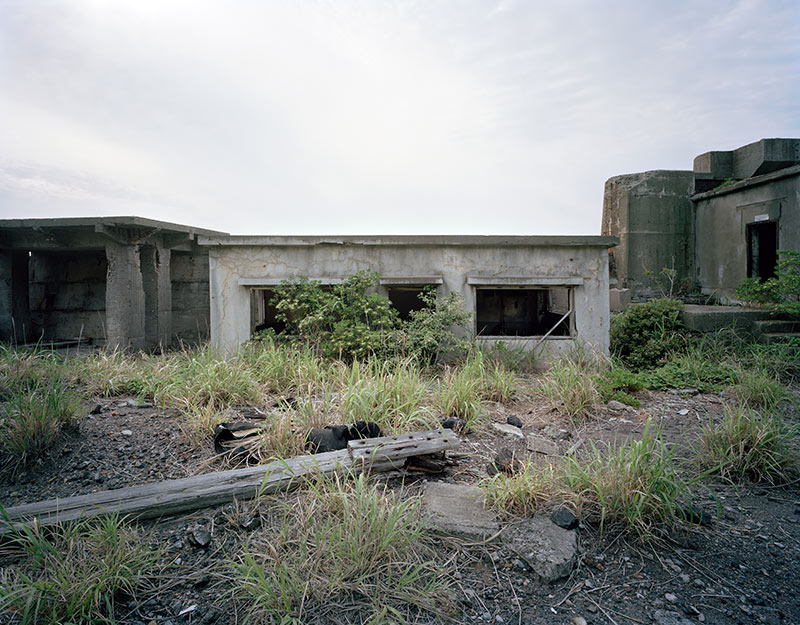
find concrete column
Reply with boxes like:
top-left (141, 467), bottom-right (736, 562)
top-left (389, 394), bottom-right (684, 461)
top-left (105, 242), bottom-right (145, 350)
top-left (140, 244), bottom-right (172, 349)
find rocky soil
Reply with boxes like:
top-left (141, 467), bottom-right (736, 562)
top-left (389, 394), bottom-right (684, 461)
top-left (1, 388), bottom-right (799, 625)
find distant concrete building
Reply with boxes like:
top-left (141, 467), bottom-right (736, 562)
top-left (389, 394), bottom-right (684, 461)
top-left (0, 217), bottom-right (225, 349)
top-left (603, 138), bottom-right (800, 305)
top-left (197, 234), bottom-right (617, 356)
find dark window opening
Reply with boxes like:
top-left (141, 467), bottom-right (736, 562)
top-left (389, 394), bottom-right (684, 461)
top-left (387, 286), bottom-right (430, 320)
top-left (476, 288), bottom-right (572, 337)
top-left (251, 288), bottom-right (285, 334)
top-left (747, 221), bottom-right (778, 281)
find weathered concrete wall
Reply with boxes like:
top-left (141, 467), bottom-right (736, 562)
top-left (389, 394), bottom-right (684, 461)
top-left (201, 236), bottom-right (614, 358)
top-left (28, 251), bottom-right (107, 342)
top-left (602, 170), bottom-right (695, 300)
top-left (170, 250), bottom-right (210, 344)
top-left (694, 171), bottom-right (800, 300)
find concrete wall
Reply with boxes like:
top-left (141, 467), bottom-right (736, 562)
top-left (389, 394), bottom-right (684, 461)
top-left (602, 170), bottom-right (695, 300)
top-left (201, 236), bottom-right (614, 358)
top-left (695, 171), bottom-right (800, 300)
top-left (28, 251), bottom-right (107, 342)
top-left (171, 250), bottom-right (211, 344)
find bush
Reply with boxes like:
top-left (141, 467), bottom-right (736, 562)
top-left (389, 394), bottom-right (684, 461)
top-left (737, 250), bottom-right (800, 315)
top-left (610, 298), bottom-right (686, 369)
top-left (401, 290), bottom-right (472, 364)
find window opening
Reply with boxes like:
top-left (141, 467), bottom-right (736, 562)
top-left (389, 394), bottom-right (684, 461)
top-left (387, 286), bottom-right (430, 320)
top-left (475, 288), bottom-right (572, 337)
top-left (250, 288), bottom-right (285, 334)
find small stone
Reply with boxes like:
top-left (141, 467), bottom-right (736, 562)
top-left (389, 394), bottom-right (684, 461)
top-left (572, 617), bottom-right (588, 625)
top-left (120, 429), bottom-right (133, 436)
top-left (654, 610), bottom-right (694, 625)
top-left (665, 592), bottom-right (678, 603)
top-left (506, 415), bottom-right (523, 428)
top-left (550, 506), bottom-right (578, 530)
top-left (90, 404), bottom-right (103, 414)
top-left (495, 615), bottom-right (505, 624)
top-left (678, 409), bottom-right (689, 416)
top-left (239, 514), bottom-right (262, 531)
top-left (441, 417), bottom-right (466, 432)
top-left (493, 422), bottom-right (524, 439)
top-left (679, 573), bottom-right (690, 583)
top-left (186, 528), bottom-right (212, 549)
top-left (490, 448), bottom-right (522, 475)
top-left (607, 400), bottom-right (627, 410)
top-left (526, 434), bottom-right (559, 455)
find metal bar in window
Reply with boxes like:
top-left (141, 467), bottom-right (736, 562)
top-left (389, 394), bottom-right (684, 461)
top-left (530, 307), bottom-right (573, 351)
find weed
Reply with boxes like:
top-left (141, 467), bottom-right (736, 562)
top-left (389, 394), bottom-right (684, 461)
top-left (537, 356), bottom-right (599, 417)
top-left (561, 422), bottom-right (689, 536)
top-left (240, 337), bottom-right (328, 393)
top-left (733, 369), bottom-right (792, 411)
top-left (434, 364), bottom-right (486, 431)
top-left (229, 473), bottom-right (453, 623)
top-left (1, 379), bottom-right (83, 472)
top-left (610, 298), bottom-right (685, 369)
top-left (697, 405), bottom-right (797, 484)
top-left (0, 513), bottom-right (161, 625)
top-left (482, 461), bottom-right (575, 518)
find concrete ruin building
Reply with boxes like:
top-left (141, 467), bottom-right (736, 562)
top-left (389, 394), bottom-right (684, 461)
top-left (0, 219), bottom-right (617, 357)
top-left (197, 234), bottom-right (616, 356)
top-left (603, 138), bottom-right (800, 307)
top-left (0, 217), bottom-right (225, 349)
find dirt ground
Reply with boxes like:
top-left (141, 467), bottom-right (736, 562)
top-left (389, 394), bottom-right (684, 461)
top-left (1, 385), bottom-right (799, 625)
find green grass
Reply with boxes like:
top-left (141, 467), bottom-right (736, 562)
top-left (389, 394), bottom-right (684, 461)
top-left (482, 460), bottom-right (575, 518)
top-left (229, 473), bottom-right (453, 624)
top-left (434, 364), bottom-right (486, 432)
top-left (0, 513), bottom-right (161, 625)
top-left (537, 356), bottom-right (599, 417)
top-left (697, 404), bottom-right (798, 484)
top-left (0, 379), bottom-right (83, 472)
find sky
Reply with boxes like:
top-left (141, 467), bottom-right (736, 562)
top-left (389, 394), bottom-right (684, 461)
top-left (0, 1), bottom-right (798, 236)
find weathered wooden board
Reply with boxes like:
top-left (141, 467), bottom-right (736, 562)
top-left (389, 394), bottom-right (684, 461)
top-left (1, 428), bottom-right (458, 532)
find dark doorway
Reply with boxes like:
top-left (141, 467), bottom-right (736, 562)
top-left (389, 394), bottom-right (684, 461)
top-left (387, 286), bottom-right (429, 320)
top-left (250, 288), bottom-right (285, 334)
top-left (747, 221), bottom-right (778, 280)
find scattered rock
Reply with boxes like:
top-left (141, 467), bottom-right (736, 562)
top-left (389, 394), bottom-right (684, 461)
top-left (493, 422), bottom-right (525, 439)
top-left (120, 429), bottom-right (133, 437)
top-left (506, 415), bottom-right (523, 428)
top-left (488, 448), bottom-right (523, 475)
top-left (90, 404), bottom-right (103, 415)
top-left (423, 482), bottom-right (500, 540)
top-left (653, 610), bottom-right (694, 625)
top-left (239, 514), bottom-right (261, 531)
top-left (186, 528), bottom-right (212, 549)
top-left (441, 417), bottom-right (466, 432)
top-left (665, 592), bottom-right (678, 603)
top-left (502, 516), bottom-right (578, 582)
top-left (550, 506), bottom-right (578, 530)
top-left (678, 504), bottom-right (712, 526)
top-left (526, 434), bottom-right (559, 455)
top-left (542, 425), bottom-right (569, 440)
top-left (607, 399), bottom-right (627, 411)
top-left (677, 408), bottom-right (689, 416)
top-left (572, 617), bottom-right (588, 625)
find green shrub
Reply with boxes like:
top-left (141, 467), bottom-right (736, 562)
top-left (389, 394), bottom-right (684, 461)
top-left (736, 250), bottom-right (800, 315)
top-left (595, 367), bottom-right (643, 407)
top-left (697, 405), bottom-right (797, 484)
top-left (271, 271), bottom-right (400, 361)
top-left (401, 290), bottom-right (472, 364)
top-left (610, 298), bottom-right (685, 369)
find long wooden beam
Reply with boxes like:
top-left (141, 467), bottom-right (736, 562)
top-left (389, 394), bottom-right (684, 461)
top-left (1, 429), bottom-right (458, 531)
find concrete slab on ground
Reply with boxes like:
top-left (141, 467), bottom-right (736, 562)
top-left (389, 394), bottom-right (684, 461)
top-left (422, 482), bottom-right (500, 540)
top-left (502, 516), bottom-right (578, 581)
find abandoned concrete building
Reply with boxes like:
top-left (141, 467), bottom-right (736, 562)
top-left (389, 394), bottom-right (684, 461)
top-left (0, 217), bottom-right (225, 349)
top-left (0, 220), bottom-right (617, 357)
top-left (196, 234), bottom-right (616, 356)
top-left (603, 138), bottom-right (800, 306)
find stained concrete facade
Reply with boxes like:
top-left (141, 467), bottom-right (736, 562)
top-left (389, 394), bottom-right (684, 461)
top-left (0, 217), bottom-right (225, 349)
top-left (198, 234), bottom-right (617, 356)
top-left (603, 138), bottom-right (800, 303)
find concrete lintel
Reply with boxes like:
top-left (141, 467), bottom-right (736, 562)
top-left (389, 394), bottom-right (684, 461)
top-left (467, 276), bottom-right (584, 286)
top-left (379, 276), bottom-right (443, 285)
top-left (238, 277), bottom-right (344, 287)
top-left (94, 224), bottom-right (131, 246)
top-left (199, 235), bottom-right (619, 248)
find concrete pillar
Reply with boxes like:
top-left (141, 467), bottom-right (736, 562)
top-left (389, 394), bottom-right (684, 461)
top-left (140, 244), bottom-right (172, 349)
top-left (105, 242), bottom-right (145, 350)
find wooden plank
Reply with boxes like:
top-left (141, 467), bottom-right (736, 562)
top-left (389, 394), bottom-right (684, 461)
top-left (1, 428), bottom-right (458, 531)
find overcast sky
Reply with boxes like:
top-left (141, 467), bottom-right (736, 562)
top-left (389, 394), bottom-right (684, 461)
top-left (1, 1), bottom-right (798, 235)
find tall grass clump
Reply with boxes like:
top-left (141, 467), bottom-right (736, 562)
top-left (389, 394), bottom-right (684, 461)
top-left (69, 348), bottom-right (146, 397)
top-left (697, 404), bottom-right (797, 484)
top-left (434, 362), bottom-right (486, 432)
top-left (230, 473), bottom-right (453, 624)
top-left (0, 345), bottom-right (63, 396)
top-left (0, 514), bottom-right (161, 625)
top-left (561, 422), bottom-right (689, 536)
top-left (538, 356), bottom-right (599, 417)
top-left (339, 358), bottom-right (434, 432)
top-left (482, 461), bottom-right (574, 518)
top-left (733, 369), bottom-right (792, 411)
top-left (0, 379), bottom-right (83, 472)
top-left (240, 337), bottom-right (328, 393)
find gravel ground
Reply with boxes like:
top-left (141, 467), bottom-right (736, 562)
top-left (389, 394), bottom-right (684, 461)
top-left (1, 388), bottom-right (799, 625)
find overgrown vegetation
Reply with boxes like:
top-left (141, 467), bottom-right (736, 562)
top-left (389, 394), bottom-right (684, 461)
top-left (0, 513), bottom-right (160, 625)
top-left (229, 473), bottom-right (453, 624)
top-left (737, 249), bottom-right (800, 315)
top-left (610, 298), bottom-right (686, 369)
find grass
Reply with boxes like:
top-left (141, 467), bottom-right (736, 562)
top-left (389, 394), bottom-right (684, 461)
top-left (697, 404), bottom-right (798, 484)
top-left (229, 473), bottom-right (453, 624)
top-left (0, 379), bottom-right (83, 472)
top-left (0, 513), bottom-right (161, 625)
top-left (482, 460), bottom-right (574, 518)
top-left (434, 364), bottom-right (486, 431)
top-left (537, 355), bottom-right (600, 417)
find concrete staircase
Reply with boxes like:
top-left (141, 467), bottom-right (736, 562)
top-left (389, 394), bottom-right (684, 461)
top-left (681, 305), bottom-right (800, 345)
top-left (753, 319), bottom-right (800, 344)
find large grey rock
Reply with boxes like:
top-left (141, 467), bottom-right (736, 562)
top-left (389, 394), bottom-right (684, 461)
top-left (526, 434), bottom-right (559, 455)
top-left (423, 482), bottom-right (499, 540)
top-left (502, 517), bottom-right (577, 581)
